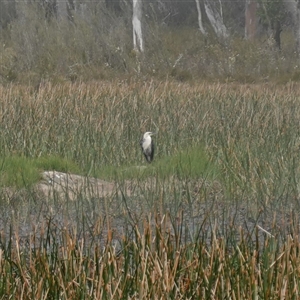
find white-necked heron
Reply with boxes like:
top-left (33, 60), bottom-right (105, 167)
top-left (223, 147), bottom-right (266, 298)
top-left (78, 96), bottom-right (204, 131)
top-left (140, 131), bottom-right (155, 163)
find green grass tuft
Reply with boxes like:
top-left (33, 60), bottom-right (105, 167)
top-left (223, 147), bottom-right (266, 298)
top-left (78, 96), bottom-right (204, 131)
top-left (35, 155), bottom-right (80, 174)
top-left (0, 156), bottom-right (40, 188)
top-left (92, 145), bottom-right (217, 181)
top-left (0, 155), bottom-right (80, 188)
top-left (156, 145), bottom-right (217, 179)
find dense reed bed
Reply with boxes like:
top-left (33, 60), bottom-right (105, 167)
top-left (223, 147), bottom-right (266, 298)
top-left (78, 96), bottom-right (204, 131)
top-left (1, 80), bottom-right (300, 298)
top-left (1, 215), bottom-right (300, 299)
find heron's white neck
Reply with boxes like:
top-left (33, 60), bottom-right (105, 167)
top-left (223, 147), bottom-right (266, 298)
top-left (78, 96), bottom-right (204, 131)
top-left (143, 135), bottom-right (152, 148)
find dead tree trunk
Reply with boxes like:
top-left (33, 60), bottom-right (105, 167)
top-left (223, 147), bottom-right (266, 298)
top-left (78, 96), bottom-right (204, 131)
top-left (203, 0), bottom-right (228, 38)
top-left (132, 0), bottom-right (143, 52)
top-left (195, 0), bottom-right (206, 35)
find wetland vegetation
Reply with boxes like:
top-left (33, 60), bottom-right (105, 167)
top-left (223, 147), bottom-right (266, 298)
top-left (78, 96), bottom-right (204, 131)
top-left (0, 81), bottom-right (300, 298)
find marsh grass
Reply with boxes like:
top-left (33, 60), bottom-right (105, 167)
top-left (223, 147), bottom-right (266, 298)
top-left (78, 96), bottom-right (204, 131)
top-left (1, 81), bottom-right (300, 297)
top-left (1, 214), bottom-right (300, 299)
